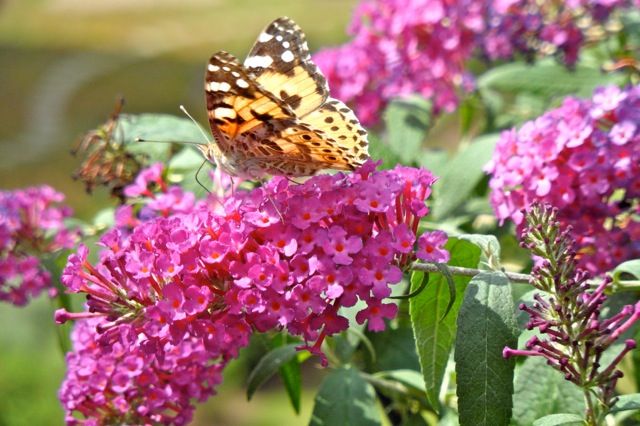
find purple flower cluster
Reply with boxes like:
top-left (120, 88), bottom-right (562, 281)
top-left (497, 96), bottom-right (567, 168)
top-left (487, 85), bottom-right (640, 274)
top-left (57, 162), bottom-right (448, 422)
top-left (0, 186), bottom-right (79, 306)
top-left (504, 205), bottom-right (640, 421)
top-left (114, 162), bottom-right (237, 230)
top-left (314, 0), bottom-right (635, 124)
top-left (60, 316), bottom-right (231, 425)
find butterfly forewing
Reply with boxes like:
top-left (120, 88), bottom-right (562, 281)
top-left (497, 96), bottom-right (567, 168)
top-left (205, 51), bottom-right (294, 146)
top-left (244, 17), bottom-right (329, 117)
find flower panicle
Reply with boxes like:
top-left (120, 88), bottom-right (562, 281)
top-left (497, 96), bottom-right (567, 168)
top-left (504, 203), bottom-right (640, 419)
top-left (0, 186), bottom-right (80, 306)
top-left (58, 161), bottom-right (449, 423)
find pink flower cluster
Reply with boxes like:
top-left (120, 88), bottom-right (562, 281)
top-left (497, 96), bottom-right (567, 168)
top-left (487, 85), bottom-right (640, 274)
top-left (314, 0), bottom-right (635, 124)
top-left (0, 186), bottom-right (79, 306)
top-left (60, 316), bottom-right (230, 426)
top-left (57, 162), bottom-right (448, 423)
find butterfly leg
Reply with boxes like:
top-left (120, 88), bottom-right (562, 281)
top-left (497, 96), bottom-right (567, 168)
top-left (195, 159), bottom-right (212, 194)
top-left (257, 179), bottom-right (285, 224)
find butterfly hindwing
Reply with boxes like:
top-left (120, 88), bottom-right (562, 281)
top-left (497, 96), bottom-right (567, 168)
top-left (300, 98), bottom-right (370, 166)
top-left (244, 17), bottom-right (329, 117)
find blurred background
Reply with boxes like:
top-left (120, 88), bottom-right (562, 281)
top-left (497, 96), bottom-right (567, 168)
top-left (0, 1), bottom-right (357, 424)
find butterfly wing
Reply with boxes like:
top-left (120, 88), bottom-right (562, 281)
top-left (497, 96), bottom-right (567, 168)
top-left (244, 17), bottom-right (329, 117)
top-left (300, 98), bottom-right (370, 166)
top-left (205, 51), bottom-right (296, 151)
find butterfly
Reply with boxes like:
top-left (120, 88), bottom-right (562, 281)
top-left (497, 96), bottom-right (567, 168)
top-left (199, 17), bottom-right (369, 179)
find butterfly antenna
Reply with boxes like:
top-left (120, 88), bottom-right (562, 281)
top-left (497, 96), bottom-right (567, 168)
top-left (179, 105), bottom-right (211, 142)
top-left (135, 137), bottom-right (204, 145)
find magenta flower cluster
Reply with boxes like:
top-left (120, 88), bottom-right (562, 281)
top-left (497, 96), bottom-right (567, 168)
top-left (314, 0), bottom-right (635, 124)
top-left (487, 85), bottom-right (640, 274)
top-left (0, 186), bottom-right (79, 306)
top-left (114, 162), bottom-right (239, 230)
top-left (60, 316), bottom-right (229, 426)
top-left (57, 162), bottom-right (448, 423)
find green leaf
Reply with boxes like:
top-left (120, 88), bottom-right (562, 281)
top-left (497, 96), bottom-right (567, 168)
top-left (457, 234), bottom-right (502, 271)
top-left (278, 351), bottom-right (302, 414)
top-left (383, 96), bottom-right (433, 165)
top-left (419, 149), bottom-right (449, 179)
top-left (310, 366), bottom-right (381, 426)
top-left (612, 259), bottom-right (640, 288)
top-left (432, 134), bottom-right (499, 220)
top-left (368, 327), bottom-right (420, 372)
top-left (368, 132), bottom-right (402, 170)
top-left (455, 272), bottom-right (519, 426)
top-left (410, 238), bottom-right (481, 410)
top-left (246, 343), bottom-right (299, 401)
top-left (512, 357), bottom-right (585, 426)
top-left (532, 413), bottom-right (584, 426)
top-left (119, 113), bottom-right (207, 162)
top-left (375, 369), bottom-right (426, 392)
top-left (610, 393), bottom-right (640, 413)
top-left (478, 61), bottom-right (626, 98)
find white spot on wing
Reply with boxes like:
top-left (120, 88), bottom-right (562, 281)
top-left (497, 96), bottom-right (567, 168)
top-left (208, 64), bottom-right (220, 72)
top-left (208, 81), bottom-right (231, 92)
top-left (276, 35), bottom-right (283, 42)
top-left (244, 55), bottom-right (274, 69)
top-left (231, 71), bottom-right (240, 77)
top-left (236, 78), bottom-right (249, 88)
top-left (283, 41), bottom-right (290, 48)
top-left (281, 50), bottom-right (294, 62)
top-left (215, 107), bottom-right (236, 119)
top-left (258, 32), bottom-right (274, 42)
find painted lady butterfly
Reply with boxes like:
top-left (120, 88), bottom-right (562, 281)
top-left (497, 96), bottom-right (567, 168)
top-left (199, 17), bottom-right (369, 179)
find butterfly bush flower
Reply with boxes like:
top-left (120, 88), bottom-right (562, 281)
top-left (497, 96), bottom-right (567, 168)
top-left (503, 204), bottom-right (640, 423)
top-left (487, 85), bottom-right (640, 274)
top-left (114, 161), bottom-right (240, 230)
top-left (0, 186), bottom-right (79, 306)
top-left (314, 0), bottom-right (634, 124)
top-left (57, 163), bottom-right (446, 376)
top-left (59, 316), bottom-right (236, 426)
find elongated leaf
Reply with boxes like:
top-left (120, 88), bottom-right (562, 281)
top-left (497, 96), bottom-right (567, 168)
top-left (375, 369), bottom-right (426, 392)
top-left (532, 413), bottom-right (584, 426)
top-left (610, 393), bottom-right (640, 413)
top-left (310, 367), bottom-right (381, 426)
top-left (384, 96), bottom-right (432, 165)
top-left (120, 113), bottom-right (207, 162)
top-left (246, 343), bottom-right (298, 401)
top-left (512, 357), bottom-right (585, 426)
top-left (432, 134), bottom-right (499, 220)
top-left (478, 61), bottom-right (625, 98)
top-left (410, 238), bottom-right (481, 410)
top-left (276, 338), bottom-right (302, 414)
top-left (455, 272), bottom-right (519, 426)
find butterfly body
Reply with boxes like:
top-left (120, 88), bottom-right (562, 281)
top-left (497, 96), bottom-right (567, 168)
top-left (201, 17), bottom-right (369, 179)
